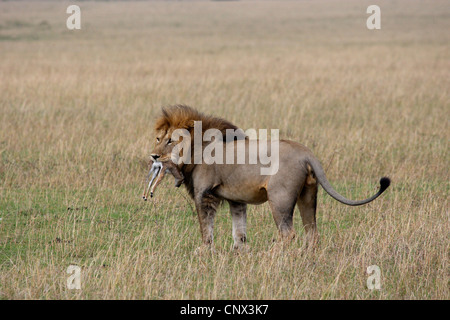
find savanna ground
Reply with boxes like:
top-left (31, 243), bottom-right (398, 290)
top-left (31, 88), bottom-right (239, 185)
top-left (0, 0), bottom-right (448, 299)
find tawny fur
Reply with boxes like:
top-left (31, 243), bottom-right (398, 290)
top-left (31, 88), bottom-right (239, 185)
top-left (150, 105), bottom-right (390, 249)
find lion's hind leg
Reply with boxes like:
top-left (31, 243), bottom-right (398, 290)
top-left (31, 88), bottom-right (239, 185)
top-left (296, 166), bottom-right (319, 246)
top-left (266, 168), bottom-right (306, 242)
top-left (267, 190), bottom-right (297, 241)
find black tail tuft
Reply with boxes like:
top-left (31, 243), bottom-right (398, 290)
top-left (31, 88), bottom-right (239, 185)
top-left (379, 177), bottom-right (391, 192)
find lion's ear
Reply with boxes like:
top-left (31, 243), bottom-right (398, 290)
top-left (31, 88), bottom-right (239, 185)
top-left (179, 119), bottom-right (195, 130)
top-left (155, 117), bottom-right (169, 132)
top-left (186, 119), bottom-right (195, 129)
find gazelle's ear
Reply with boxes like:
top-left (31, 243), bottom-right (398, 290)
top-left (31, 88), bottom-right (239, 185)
top-left (155, 117), bottom-right (169, 132)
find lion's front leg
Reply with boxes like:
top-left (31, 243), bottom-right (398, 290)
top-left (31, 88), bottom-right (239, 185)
top-left (228, 201), bottom-right (247, 250)
top-left (195, 191), bottom-right (220, 247)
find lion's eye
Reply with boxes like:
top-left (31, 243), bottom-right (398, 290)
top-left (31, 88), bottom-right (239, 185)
top-left (156, 138), bottom-right (160, 143)
top-left (167, 138), bottom-right (172, 145)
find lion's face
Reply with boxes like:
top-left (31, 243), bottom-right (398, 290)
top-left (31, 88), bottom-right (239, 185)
top-left (151, 128), bottom-right (180, 162)
top-left (151, 105), bottom-right (237, 163)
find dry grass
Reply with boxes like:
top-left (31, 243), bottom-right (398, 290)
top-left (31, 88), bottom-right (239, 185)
top-left (0, 0), bottom-right (448, 299)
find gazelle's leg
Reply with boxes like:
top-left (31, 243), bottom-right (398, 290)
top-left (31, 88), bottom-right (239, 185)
top-left (150, 166), bottom-right (167, 197)
top-left (142, 166), bottom-right (153, 199)
top-left (144, 167), bottom-right (160, 200)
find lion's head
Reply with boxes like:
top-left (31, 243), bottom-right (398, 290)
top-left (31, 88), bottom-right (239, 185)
top-left (151, 105), bottom-right (239, 163)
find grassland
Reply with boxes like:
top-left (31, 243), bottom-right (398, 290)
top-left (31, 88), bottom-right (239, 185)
top-left (0, 0), bottom-right (448, 299)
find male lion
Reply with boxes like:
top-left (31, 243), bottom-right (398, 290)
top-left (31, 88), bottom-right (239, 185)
top-left (150, 105), bottom-right (390, 249)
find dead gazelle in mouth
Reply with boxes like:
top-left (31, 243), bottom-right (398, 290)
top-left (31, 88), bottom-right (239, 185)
top-left (142, 160), bottom-right (184, 200)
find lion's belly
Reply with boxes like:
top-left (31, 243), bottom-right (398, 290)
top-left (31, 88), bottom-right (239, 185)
top-left (215, 181), bottom-right (268, 205)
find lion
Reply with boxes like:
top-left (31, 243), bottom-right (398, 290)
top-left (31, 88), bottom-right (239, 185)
top-left (150, 105), bottom-right (390, 249)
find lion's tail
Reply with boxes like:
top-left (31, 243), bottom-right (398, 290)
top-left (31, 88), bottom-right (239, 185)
top-left (306, 156), bottom-right (390, 206)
